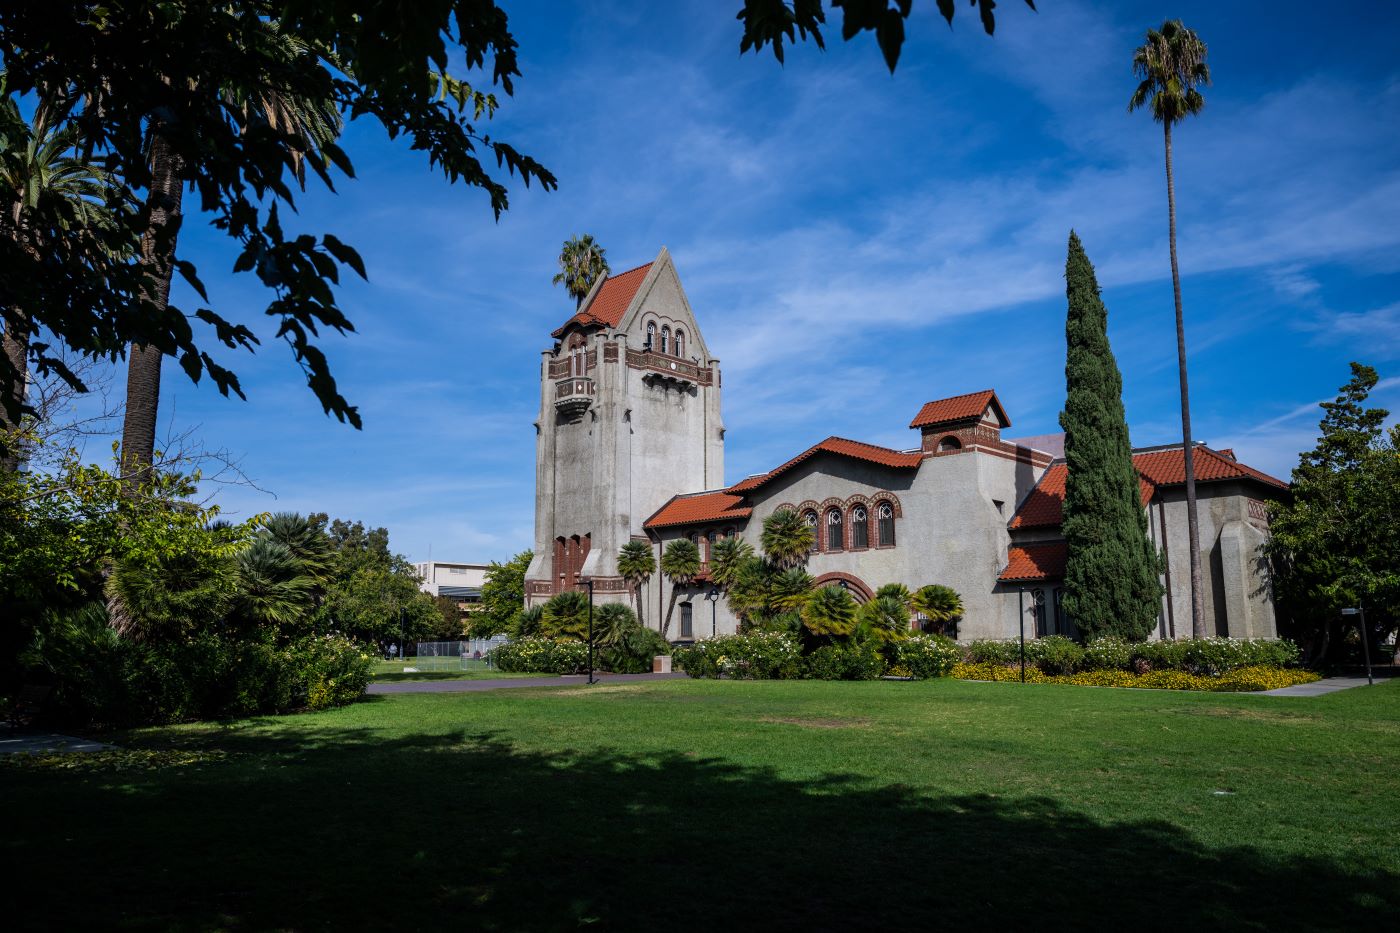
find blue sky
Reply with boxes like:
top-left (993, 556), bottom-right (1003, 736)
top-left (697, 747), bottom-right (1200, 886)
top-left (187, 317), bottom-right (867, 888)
top-left (83, 0), bottom-right (1400, 563)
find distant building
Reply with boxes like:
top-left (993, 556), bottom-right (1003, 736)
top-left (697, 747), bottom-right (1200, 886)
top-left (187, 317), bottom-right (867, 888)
top-left (526, 247), bottom-right (1288, 642)
top-left (414, 561), bottom-right (489, 615)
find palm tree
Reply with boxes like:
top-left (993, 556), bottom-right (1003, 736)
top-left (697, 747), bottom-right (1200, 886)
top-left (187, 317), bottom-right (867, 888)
top-left (262, 512), bottom-right (335, 587)
top-left (617, 540), bottom-right (657, 627)
top-left (723, 554), bottom-right (772, 628)
top-left (235, 537), bottom-right (317, 632)
top-left (760, 509), bottom-right (813, 570)
top-left (858, 592), bottom-right (912, 643)
top-left (510, 605), bottom-right (544, 639)
top-left (0, 83), bottom-right (122, 468)
top-left (593, 602), bottom-right (638, 649)
top-left (552, 234), bottom-right (609, 308)
top-left (912, 584), bottom-right (963, 636)
top-left (709, 535), bottom-right (754, 589)
top-left (119, 20), bottom-right (343, 488)
top-left (542, 590), bottom-right (590, 640)
top-left (1129, 19), bottom-right (1212, 638)
top-left (769, 567), bottom-right (814, 614)
top-left (659, 538), bottom-right (701, 637)
top-left (802, 585), bottom-right (858, 640)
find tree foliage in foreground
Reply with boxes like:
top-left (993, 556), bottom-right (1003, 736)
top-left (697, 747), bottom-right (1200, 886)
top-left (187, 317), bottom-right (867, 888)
top-left (0, 1), bottom-right (555, 430)
top-left (736, 0), bottom-right (1037, 70)
top-left (1267, 363), bottom-right (1399, 661)
top-left (1059, 232), bottom-right (1162, 642)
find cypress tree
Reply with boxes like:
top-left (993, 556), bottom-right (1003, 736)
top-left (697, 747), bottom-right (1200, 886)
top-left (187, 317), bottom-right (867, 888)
top-left (1059, 231), bottom-right (1164, 641)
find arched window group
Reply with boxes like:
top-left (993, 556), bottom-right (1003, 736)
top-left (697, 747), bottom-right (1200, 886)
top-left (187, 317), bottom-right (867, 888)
top-left (643, 320), bottom-right (687, 358)
top-left (553, 533), bottom-right (591, 592)
top-left (795, 498), bottom-right (898, 554)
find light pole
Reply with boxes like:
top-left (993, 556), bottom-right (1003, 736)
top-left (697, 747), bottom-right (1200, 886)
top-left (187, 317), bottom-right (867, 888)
top-left (706, 587), bottom-right (720, 638)
top-left (1017, 587), bottom-right (1027, 683)
top-left (584, 579), bottom-right (597, 685)
top-left (1341, 607), bottom-right (1373, 686)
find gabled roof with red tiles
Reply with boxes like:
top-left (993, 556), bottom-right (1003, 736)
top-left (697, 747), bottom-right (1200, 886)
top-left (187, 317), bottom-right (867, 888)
top-left (909, 389), bottom-right (1009, 430)
top-left (551, 262), bottom-right (654, 337)
top-left (1007, 445), bottom-right (1288, 530)
top-left (999, 542), bottom-right (1068, 582)
top-left (726, 436), bottom-right (923, 494)
top-left (644, 490), bottom-right (752, 530)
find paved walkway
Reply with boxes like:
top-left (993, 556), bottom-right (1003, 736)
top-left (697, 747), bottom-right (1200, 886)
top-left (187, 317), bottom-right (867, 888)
top-left (368, 671), bottom-right (688, 695)
top-left (0, 733), bottom-right (111, 755)
top-left (1262, 676), bottom-right (1379, 697)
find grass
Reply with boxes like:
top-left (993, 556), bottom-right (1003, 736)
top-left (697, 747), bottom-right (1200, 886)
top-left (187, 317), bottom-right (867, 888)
top-left (5, 678), bottom-right (1399, 931)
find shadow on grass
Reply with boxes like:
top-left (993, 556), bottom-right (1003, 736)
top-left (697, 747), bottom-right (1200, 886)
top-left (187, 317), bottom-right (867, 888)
top-left (6, 721), bottom-right (1395, 931)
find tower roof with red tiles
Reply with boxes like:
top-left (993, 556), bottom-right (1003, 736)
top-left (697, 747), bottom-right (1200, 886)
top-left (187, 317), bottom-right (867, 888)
top-left (551, 262), bottom-right (654, 337)
top-left (909, 389), bottom-right (1009, 430)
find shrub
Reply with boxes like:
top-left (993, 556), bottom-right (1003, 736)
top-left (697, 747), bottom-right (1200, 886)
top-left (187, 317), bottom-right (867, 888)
top-left (966, 640), bottom-right (1022, 665)
top-left (289, 634), bottom-right (373, 711)
top-left (599, 625), bottom-right (670, 674)
top-left (1082, 636), bottom-right (1135, 671)
top-left (896, 635), bottom-right (961, 679)
top-left (1156, 638), bottom-right (1302, 675)
top-left (951, 662), bottom-right (1318, 692)
top-left (672, 632), bottom-right (802, 679)
top-left (804, 643), bottom-right (885, 681)
top-left (487, 637), bottom-right (589, 675)
top-left (952, 662), bottom-right (1048, 683)
top-left (1027, 635), bottom-right (1084, 675)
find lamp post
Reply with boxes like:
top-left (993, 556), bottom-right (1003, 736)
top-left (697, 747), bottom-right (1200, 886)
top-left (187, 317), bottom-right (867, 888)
top-left (1017, 587), bottom-right (1027, 683)
top-left (584, 579), bottom-right (597, 685)
top-left (1341, 607), bottom-right (1373, 686)
top-left (706, 587), bottom-right (720, 638)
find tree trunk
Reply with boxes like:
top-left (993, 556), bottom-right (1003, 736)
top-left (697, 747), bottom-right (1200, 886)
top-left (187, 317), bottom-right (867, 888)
top-left (120, 132), bottom-right (184, 488)
top-left (1164, 120), bottom-right (1207, 639)
top-left (1, 308), bottom-right (29, 470)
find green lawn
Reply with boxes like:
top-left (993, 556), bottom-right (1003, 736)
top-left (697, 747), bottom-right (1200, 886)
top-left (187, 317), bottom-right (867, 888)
top-left (6, 678), bottom-right (1399, 931)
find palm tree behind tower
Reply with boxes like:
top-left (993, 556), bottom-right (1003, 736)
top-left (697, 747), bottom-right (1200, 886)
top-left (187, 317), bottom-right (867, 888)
top-left (552, 234), bottom-right (609, 308)
top-left (119, 19), bottom-right (341, 488)
top-left (1129, 19), bottom-right (1212, 637)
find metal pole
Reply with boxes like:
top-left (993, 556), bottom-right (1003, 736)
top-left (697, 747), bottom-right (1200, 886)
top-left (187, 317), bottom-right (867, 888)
top-left (1360, 606), bottom-right (1374, 686)
top-left (1018, 587), bottom-right (1026, 683)
top-left (586, 580), bottom-right (596, 685)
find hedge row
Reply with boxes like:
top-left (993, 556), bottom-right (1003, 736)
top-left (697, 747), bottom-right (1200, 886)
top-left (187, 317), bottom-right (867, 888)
top-left (673, 633), bottom-right (961, 681)
top-left (965, 636), bottom-right (1302, 675)
top-left (952, 662), bottom-right (1320, 692)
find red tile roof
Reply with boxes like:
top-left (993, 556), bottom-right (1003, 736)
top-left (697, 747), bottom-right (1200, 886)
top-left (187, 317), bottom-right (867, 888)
top-left (909, 389), bottom-right (1009, 430)
top-left (999, 543), bottom-right (1068, 582)
top-left (551, 262), bottom-right (653, 337)
top-left (1008, 445), bottom-right (1287, 530)
top-left (726, 436), bottom-right (923, 493)
top-left (644, 491), bottom-right (752, 530)
top-left (1133, 445), bottom-right (1287, 491)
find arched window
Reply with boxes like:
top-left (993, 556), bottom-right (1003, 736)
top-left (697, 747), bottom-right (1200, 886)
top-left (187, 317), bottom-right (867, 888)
top-left (877, 502), bottom-right (895, 547)
top-left (661, 326), bottom-right (670, 355)
top-left (851, 505), bottom-right (869, 549)
top-left (645, 321), bottom-right (656, 351)
top-left (938, 435), bottom-right (962, 452)
top-left (706, 530), bottom-right (717, 561)
top-left (802, 510), bottom-right (819, 552)
top-left (827, 508), bottom-right (844, 551)
top-left (675, 329), bottom-right (685, 358)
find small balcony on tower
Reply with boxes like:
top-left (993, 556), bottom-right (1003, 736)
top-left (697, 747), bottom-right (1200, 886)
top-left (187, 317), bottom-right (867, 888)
top-left (554, 376), bottom-right (596, 415)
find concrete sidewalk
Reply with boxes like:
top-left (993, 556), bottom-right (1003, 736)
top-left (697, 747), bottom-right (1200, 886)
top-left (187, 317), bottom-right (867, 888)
top-left (367, 671), bottom-right (688, 695)
top-left (1262, 676), bottom-right (1377, 697)
top-left (1, 733), bottom-right (111, 755)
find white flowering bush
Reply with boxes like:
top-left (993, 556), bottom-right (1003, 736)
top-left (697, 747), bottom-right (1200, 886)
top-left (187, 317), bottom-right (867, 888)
top-left (673, 632), bottom-right (802, 679)
top-left (488, 637), bottom-right (589, 674)
top-left (895, 634), bottom-right (961, 679)
top-left (966, 635), bottom-right (1302, 676)
top-left (1082, 636), bottom-right (1135, 671)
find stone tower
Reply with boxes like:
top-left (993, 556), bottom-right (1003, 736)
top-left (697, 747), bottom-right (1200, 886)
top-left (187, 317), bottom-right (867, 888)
top-left (524, 247), bottom-right (724, 607)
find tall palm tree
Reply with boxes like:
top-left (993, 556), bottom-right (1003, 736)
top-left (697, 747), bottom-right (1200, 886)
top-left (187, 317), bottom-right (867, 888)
top-left (659, 538), bottom-right (700, 637)
top-left (120, 19), bottom-right (342, 487)
top-left (617, 539), bottom-right (657, 627)
top-left (770, 567), bottom-right (814, 614)
top-left (760, 509), bottom-right (813, 570)
top-left (552, 234), bottom-right (609, 308)
top-left (0, 83), bottom-right (121, 468)
top-left (1129, 19), bottom-right (1212, 638)
top-left (912, 584), bottom-right (963, 636)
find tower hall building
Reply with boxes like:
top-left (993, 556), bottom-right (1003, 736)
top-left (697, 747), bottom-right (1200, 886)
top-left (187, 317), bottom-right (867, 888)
top-left (525, 248), bottom-right (1289, 642)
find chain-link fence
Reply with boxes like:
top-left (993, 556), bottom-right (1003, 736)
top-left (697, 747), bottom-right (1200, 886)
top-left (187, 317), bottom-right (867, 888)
top-left (412, 638), bottom-right (510, 671)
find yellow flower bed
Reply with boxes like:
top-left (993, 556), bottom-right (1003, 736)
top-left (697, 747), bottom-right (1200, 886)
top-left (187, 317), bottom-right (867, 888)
top-left (951, 662), bottom-right (1319, 692)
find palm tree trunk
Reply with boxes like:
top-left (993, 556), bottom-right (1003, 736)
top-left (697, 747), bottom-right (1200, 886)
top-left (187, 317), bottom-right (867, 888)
top-left (120, 131), bottom-right (184, 488)
top-left (1, 308), bottom-right (29, 470)
top-left (1164, 120), bottom-right (1207, 639)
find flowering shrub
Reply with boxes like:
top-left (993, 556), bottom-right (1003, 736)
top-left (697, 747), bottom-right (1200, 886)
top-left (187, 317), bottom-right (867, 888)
top-left (951, 661), bottom-right (1318, 692)
top-left (672, 632), bottom-right (802, 679)
top-left (1027, 635), bottom-right (1084, 675)
top-left (965, 640), bottom-right (1023, 665)
top-left (1082, 636), bottom-right (1135, 671)
top-left (290, 634), bottom-right (374, 710)
top-left (488, 637), bottom-right (589, 674)
top-left (804, 644), bottom-right (884, 680)
top-left (896, 635), bottom-right (961, 679)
